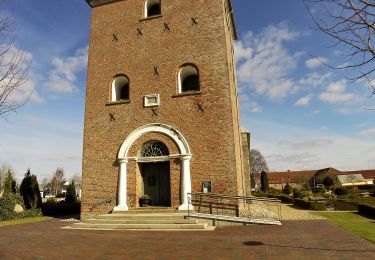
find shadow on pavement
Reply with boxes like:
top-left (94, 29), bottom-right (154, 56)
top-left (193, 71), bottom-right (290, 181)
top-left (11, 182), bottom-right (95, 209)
top-left (243, 241), bottom-right (375, 253)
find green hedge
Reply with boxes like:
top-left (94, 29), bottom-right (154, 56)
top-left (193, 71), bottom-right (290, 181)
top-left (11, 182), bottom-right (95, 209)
top-left (293, 198), bottom-right (311, 209)
top-left (310, 202), bottom-right (327, 211)
top-left (356, 184), bottom-right (375, 191)
top-left (357, 204), bottom-right (375, 219)
top-left (334, 200), bottom-right (358, 211)
top-left (41, 201), bottom-right (80, 216)
top-left (0, 192), bottom-right (42, 221)
top-left (273, 195), bottom-right (294, 204)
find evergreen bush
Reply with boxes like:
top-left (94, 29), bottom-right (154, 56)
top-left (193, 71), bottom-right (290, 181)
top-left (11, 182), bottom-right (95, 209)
top-left (3, 170), bottom-right (16, 194)
top-left (260, 171), bottom-right (269, 192)
top-left (65, 181), bottom-right (76, 203)
top-left (282, 183), bottom-right (293, 195)
top-left (323, 176), bottom-right (334, 188)
top-left (0, 192), bottom-right (41, 221)
top-left (20, 169), bottom-right (42, 209)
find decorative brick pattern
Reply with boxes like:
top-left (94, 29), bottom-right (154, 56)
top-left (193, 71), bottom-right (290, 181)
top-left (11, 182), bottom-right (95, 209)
top-left (81, 0), bottom-right (248, 219)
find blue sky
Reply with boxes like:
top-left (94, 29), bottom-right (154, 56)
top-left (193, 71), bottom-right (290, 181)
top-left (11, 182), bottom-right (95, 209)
top-left (0, 0), bottom-right (374, 182)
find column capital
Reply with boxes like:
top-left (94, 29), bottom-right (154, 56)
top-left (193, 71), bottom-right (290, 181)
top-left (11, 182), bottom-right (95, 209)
top-left (180, 154), bottom-right (192, 161)
top-left (118, 158), bottom-right (128, 164)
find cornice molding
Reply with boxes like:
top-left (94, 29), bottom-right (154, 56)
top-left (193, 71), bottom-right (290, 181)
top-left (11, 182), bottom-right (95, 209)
top-left (85, 0), bottom-right (123, 8)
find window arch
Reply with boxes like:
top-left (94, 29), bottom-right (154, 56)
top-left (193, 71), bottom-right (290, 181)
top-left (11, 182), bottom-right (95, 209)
top-left (140, 141), bottom-right (169, 157)
top-left (145, 0), bottom-right (161, 18)
top-left (178, 64), bottom-right (200, 93)
top-left (111, 75), bottom-right (129, 102)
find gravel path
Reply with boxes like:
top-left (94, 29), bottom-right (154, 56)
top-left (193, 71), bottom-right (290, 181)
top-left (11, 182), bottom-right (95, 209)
top-left (280, 204), bottom-right (325, 220)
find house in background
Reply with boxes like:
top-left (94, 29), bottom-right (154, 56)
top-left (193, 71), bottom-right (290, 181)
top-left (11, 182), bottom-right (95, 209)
top-left (336, 174), bottom-right (366, 187)
top-left (342, 170), bottom-right (375, 185)
top-left (265, 167), bottom-right (375, 190)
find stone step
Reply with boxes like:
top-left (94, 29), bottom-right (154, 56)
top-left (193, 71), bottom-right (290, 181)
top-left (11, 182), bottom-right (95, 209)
top-left (83, 218), bottom-right (199, 225)
top-left (112, 208), bottom-right (182, 214)
top-left (96, 213), bottom-right (187, 220)
top-left (70, 222), bottom-right (210, 230)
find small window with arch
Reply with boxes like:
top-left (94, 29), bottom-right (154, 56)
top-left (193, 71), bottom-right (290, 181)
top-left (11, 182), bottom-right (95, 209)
top-left (178, 64), bottom-right (200, 93)
top-left (145, 0), bottom-right (161, 18)
top-left (111, 75), bottom-right (130, 102)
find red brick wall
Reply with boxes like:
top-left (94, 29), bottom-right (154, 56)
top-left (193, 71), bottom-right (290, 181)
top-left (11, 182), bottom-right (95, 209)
top-left (81, 0), bottom-right (244, 219)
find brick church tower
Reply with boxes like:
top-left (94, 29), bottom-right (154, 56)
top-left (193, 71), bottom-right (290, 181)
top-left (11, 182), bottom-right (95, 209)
top-left (82, 0), bottom-right (250, 219)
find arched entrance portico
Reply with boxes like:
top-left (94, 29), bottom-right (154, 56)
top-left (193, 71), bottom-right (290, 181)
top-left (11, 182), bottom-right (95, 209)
top-left (113, 123), bottom-right (193, 211)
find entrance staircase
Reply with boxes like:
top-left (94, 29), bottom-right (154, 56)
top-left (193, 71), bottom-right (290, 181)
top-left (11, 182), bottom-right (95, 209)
top-left (69, 207), bottom-right (214, 231)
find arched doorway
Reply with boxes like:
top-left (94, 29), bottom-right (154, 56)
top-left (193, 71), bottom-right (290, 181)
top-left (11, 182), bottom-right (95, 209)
top-left (139, 141), bottom-right (171, 206)
top-left (114, 123), bottom-right (193, 211)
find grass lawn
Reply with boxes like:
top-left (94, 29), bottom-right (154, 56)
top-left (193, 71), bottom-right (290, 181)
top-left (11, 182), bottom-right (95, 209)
top-left (313, 212), bottom-right (375, 243)
top-left (0, 216), bottom-right (53, 227)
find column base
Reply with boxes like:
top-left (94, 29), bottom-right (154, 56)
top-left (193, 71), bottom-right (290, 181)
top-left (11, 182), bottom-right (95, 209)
top-left (178, 203), bottom-right (193, 211)
top-left (113, 204), bottom-right (129, 212)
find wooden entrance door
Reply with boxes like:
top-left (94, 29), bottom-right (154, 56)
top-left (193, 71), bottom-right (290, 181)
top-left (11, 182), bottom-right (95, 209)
top-left (142, 162), bottom-right (171, 206)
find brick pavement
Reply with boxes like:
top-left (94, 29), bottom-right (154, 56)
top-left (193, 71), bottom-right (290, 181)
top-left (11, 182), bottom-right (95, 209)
top-left (0, 219), bottom-right (374, 259)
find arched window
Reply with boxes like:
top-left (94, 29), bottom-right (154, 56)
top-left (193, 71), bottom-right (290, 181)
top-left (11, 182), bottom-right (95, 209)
top-left (145, 0), bottom-right (161, 18)
top-left (140, 141), bottom-right (169, 157)
top-left (178, 65), bottom-right (200, 93)
top-left (111, 75), bottom-right (129, 102)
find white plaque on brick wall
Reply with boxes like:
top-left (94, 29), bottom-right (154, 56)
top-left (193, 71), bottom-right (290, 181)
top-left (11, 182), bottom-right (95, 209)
top-left (144, 94), bottom-right (160, 107)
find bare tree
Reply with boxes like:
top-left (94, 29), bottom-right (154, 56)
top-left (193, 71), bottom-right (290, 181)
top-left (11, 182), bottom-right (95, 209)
top-left (50, 168), bottom-right (65, 195)
top-left (304, 0), bottom-right (375, 95)
top-left (0, 2), bottom-right (30, 117)
top-left (250, 149), bottom-right (269, 189)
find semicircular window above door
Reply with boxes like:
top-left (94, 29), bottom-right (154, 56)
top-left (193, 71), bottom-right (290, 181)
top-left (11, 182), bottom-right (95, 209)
top-left (140, 141), bottom-right (169, 157)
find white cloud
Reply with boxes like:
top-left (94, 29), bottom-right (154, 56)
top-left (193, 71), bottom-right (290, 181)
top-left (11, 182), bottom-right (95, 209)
top-left (246, 118), bottom-right (375, 171)
top-left (319, 80), bottom-right (358, 104)
top-left (295, 95), bottom-right (312, 106)
top-left (299, 72), bottom-right (331, 88)
top-left (1, 46), bottom-right (43, 105)
top-left (234, 23), bottom-right (303, 100)
top-left (278, 138), bottom-right (333, 149)
top-left (44, 46), bottom-right (88, 93)
top-left (357, 128), bottom-right (375, 138)
top-left (239, 92), bottom-right (263, 113)
top-left (305, 57), bottom-right (328, 69)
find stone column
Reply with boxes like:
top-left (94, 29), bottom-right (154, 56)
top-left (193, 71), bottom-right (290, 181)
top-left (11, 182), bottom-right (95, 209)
top-left (178, 155), bottom-right (193, 211)
top-left (114, 158), bottom-right (129, 211)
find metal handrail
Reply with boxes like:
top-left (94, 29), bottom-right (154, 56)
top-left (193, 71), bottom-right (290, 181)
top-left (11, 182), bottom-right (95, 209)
top-left (187, 192), bottom-right (282, 225)
top-left (191, 192), bottom-right (281, 203)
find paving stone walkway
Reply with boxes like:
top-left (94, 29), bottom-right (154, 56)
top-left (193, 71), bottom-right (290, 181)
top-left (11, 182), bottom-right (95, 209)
top-left (0, 216), bottom-right (374, 259)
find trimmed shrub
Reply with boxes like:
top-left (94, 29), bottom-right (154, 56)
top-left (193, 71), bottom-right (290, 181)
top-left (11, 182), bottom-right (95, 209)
top-left (310, 202), bottom-right (327, 211)
top-left (357, 204), bottom-right (375, 219)
top-left (335, 187), bottom-right (348, 195)
top-left (293, 198), bottom-right (311, 209)
top-left (334, 199), bottom-right (358, 211)
top-left (252, 190), bottom-right (269, 198)
top-left (356, 184), bottom-right (375, 191)
top-left (275, 195), bottom-right (294, 204)
top-left (41, 201), bottom-right (80, 216)
top-left (312, 186), bottom-right (326, 194)
top-left (65, 181), bottom-right (77, 203)
top-left (294, 189), bottom-right (310, 199)
top-left (0, 192), bottom-right (42, 221)
top-left (282, 183), bottom-right (293, 195)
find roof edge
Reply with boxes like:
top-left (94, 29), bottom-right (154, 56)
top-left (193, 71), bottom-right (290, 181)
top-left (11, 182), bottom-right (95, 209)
top-left (227, 0), bottom-right (238, 40)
